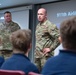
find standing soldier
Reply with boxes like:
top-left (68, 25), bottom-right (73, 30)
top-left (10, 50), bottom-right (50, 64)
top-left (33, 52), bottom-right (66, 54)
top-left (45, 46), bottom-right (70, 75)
top-left (0, 11), bottom-right (20, 59)
top-left (35, 8), bottom-right (60, 71)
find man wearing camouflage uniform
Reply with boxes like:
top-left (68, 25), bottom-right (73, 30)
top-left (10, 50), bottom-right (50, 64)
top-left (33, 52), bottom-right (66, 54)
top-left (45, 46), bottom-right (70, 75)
top-left (35, 8), bottom-right (60, 71)
top-left (0, 11), bottom-right (20, 59)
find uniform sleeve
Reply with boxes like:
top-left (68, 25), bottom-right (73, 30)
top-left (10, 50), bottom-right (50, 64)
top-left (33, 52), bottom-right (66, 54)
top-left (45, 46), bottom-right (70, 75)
top-left (14, 23), bottom-right (21, 30)
top-left (11, 22), bottom-right (21, 32)
top-left (48, 23), bottom-right (60, 51)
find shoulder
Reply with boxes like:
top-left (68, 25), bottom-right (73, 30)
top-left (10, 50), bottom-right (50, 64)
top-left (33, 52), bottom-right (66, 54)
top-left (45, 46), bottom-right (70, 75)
top-left (11, 21), bottom-right (20, 29)
top-left (0, 56), bottom-right (5, 66)
top-left (46, 20), bottom-right (58, 29)
top-left (44, 56), bottom-right (58, 66)
top-left (12, 21), bottom-right (19, 26)
top-left (36, 23), bottom-right (40, 27)
top-left (0, 56), bottom-right (4, 61)
top-left (0, 22), bottom-right (4, 26)
top-left (48, 20), bottom-right (56, 26)
top-left (29, 61), bottom-right (38, 69)
top-left (29, 63), bottom-right (39, 73)
top-left (0, 22), bottom-right (6, 29)
top-left (25, 61), bottom-right (39, 73)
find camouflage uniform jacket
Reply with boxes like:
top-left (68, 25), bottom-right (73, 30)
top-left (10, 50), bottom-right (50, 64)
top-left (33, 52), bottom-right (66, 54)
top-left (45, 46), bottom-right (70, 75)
top-left (36, 20), bottom-right (60, 54)
top-left (0, 21), bottom-right (20, 50)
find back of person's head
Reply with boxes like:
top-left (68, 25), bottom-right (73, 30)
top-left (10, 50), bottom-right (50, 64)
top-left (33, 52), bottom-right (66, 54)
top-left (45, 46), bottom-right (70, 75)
top-left (60, 16), bottom-right (76, 50)
top-left (10, 29), bottom-right (32, 53)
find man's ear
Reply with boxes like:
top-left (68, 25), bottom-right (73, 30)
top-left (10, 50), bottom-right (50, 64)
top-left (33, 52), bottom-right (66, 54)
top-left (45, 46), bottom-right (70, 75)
top-left (58, 36), bottom-right (62, 43)
top-left (28, 43), bottom-right (32, 51)
top-left (45, 15), bottom-right (47, 18)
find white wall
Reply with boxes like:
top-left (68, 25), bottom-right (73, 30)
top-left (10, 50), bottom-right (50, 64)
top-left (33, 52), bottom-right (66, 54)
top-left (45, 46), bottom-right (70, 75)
top-left (12, 10), bottom-right (29, 29)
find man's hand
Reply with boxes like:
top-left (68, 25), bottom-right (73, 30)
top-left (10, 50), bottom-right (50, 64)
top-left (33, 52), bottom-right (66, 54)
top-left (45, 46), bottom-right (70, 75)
top-left (43, 48), bottom-right (50, 55)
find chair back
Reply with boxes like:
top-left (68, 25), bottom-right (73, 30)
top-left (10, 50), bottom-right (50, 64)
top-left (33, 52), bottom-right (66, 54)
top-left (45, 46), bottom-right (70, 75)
top-left (0, 70), bottom-right (25, 75)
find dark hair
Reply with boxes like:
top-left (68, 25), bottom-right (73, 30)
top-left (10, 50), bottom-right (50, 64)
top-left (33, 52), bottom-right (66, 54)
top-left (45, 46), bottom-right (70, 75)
top-left (4, 11), bottom-right (11, 15)
top-left (60, 16), bottom-right (76, 49)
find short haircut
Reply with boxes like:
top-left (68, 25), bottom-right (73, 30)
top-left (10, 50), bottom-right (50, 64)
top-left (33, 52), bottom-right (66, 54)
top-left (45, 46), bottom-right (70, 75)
top-left (38, 8), bottom-right (47, 15)
top-left (60, 16), bottom-right (76, 49)
top-left (10, 29), bottom-right (32, 53)
top-left (4, 11), bottom-right (11, 15)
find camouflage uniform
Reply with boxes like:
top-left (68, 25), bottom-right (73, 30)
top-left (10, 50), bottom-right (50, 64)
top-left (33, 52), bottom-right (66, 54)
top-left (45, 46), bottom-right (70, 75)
top-left (0, 21), bottom-right (20, 59)
top-left (35, 20), bottom-right (60, 71)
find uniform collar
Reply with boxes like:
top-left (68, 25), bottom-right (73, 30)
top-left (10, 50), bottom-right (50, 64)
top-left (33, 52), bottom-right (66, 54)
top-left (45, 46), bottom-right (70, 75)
top-left (4, 21), bottom-right (13, 26)
top-left (39, 20), bottom-right (48, 26)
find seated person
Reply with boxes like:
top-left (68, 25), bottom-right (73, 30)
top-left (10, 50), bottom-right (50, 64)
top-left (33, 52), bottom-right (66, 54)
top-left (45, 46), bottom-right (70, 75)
top-left (0, 56), bottom-right (4, 67)
top-left (41, 16), bottom-right (76, 75)
top-left (1, 29), bottom-right (39, 74)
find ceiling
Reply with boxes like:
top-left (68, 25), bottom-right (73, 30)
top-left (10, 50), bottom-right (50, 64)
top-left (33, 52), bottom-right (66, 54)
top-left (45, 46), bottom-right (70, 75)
top-left (0, 0), bottom-right (60, 9)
